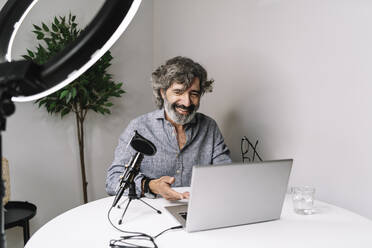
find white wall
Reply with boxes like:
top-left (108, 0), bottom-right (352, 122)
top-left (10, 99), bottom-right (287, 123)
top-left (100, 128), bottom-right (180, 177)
top-left (154, 0), bottom-right (372, 220)
top-left (2, 0), bottom-right (372, 246)
top-left (1, 0), bottom-right (154, 247)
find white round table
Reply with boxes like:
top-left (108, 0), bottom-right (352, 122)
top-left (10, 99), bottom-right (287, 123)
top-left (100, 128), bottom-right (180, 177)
top-left (25, 187), bottom-right (372, 248)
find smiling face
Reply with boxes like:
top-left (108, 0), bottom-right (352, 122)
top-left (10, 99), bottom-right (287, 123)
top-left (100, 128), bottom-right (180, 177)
top-left (161, 77), bottom-right (201, 125)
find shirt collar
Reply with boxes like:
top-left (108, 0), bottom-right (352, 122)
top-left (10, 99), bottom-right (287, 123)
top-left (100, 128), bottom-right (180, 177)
top-left (154, 108), bottom-right (165, 120)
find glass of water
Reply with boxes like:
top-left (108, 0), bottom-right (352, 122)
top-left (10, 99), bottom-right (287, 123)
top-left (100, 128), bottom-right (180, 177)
top-left (291, 186), bottom-right (316, 215)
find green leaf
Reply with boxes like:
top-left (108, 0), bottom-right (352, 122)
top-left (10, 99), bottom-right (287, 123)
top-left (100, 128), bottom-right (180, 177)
top-left (38, 99), bottom-right (48, 107)
top-left (115, 83), bottom-right (122, 89)
top-left (61, 108), bottom-right (70, 118)
top-left (52, 23), bottom-right (58, 32)
top-left (27, 49), bottom-right (34, 58)
top-left (54, 16), bottom-right (60, 25)
top-left (32, 30), bottom-right (43, 36)
top-left (66, 92), bottom-right (72, 103)
top-left (59, 90), bottom-right (69, 99)
top-left (22, 55), bottom-right (32, 61)
top-left (49, 102), bottom-right (56, 110)
top-left (72, 87), bottom-right (77, 98)
top-left (44, 38), bottom-right (51, 44)
top-left (97, 107), bottom-right (105, 114)
top-left (37, 33), bottom-right (44, 40)
top-left (42, 23), bottom-right (49, 32)
top-left (33, 24), bottom-right (42, 31)
top-left (105, 102), bottom-right (113, 107)
top-left (79, 85), bottom-right (88, 97)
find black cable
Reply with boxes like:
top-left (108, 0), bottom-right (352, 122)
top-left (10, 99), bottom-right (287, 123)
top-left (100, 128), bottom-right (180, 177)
top-left (109, 236), bottom-right (156, 248)
top-left (153, 225), bottom-right (183, 239)
top-left (107, 205), bottom-right (158, 248)
top-left (107, 202), bottom-right (184, 248)
top-left (107, 206), bottom-right (151, 236)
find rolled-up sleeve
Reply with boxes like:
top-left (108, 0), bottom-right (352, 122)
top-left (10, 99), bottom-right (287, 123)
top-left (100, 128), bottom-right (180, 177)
top-left (211, 121), bottom-right (232, 165)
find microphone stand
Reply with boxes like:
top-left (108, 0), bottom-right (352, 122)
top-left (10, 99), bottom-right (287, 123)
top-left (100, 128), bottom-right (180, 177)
top-left (112, 151), bottom-right (161, 225)
top-left (118, 181), bottom-right (161, 225)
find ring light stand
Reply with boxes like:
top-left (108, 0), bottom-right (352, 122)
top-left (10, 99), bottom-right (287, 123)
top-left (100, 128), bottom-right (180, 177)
top-left (0, 0), bottom-right (142, 246)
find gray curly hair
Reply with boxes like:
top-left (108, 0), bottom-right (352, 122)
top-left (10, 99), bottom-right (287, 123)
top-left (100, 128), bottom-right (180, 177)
top-left (151, 56), bottom-right (214, 109)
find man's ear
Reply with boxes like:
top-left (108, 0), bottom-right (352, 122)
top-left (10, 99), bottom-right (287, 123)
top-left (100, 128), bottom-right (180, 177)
top-left (160, 89), bottom-right (165, 99)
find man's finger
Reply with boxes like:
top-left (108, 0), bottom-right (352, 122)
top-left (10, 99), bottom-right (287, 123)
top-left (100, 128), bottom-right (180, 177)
top-left (163, 188), bottom-right (183, 200)
top-left (182, 191), bottom-right (190, 199)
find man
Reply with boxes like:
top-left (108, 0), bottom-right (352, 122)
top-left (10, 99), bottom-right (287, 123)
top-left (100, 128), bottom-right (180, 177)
top-left (106, 56), bottom-right (231, 200)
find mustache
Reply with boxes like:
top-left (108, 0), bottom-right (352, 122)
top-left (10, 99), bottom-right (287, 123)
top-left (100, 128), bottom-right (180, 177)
top-left (172, 103), bottom-right (196, 112)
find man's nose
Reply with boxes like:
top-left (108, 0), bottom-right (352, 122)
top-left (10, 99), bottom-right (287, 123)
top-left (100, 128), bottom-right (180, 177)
top-left (179, 93), bottom-right (191, 106)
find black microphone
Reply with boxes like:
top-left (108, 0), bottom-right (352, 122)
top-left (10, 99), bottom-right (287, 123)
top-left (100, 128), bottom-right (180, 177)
top-left (111, 130), bottom-right (156, 208)
top-left (112, 152), bottom-right (143, 207)
top-left (111, 155), bottom-right (134, 208)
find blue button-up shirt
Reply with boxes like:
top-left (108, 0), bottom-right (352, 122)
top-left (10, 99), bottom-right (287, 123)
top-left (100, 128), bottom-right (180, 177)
top-left (106, 109), bottom-right (232, 196)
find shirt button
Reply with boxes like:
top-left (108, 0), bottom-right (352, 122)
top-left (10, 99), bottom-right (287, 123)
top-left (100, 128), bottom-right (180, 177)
top-left (176, 170), bottom-right (181, 174)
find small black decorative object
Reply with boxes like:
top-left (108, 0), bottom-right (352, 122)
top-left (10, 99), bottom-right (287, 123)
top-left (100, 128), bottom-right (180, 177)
top-left (241, 136), bottom-right (263, 163)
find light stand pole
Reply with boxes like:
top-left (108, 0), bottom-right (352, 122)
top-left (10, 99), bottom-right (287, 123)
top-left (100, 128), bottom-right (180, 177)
top-left (1, 121), bottom-right (8, 247)
top-left (0, 59), bottom-right (41, 248)
top-left (0, 132), bottom-right (5, 248)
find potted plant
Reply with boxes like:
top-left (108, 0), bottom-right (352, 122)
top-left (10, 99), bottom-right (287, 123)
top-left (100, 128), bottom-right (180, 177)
top-left (23, 13), bottom-right (125, 203)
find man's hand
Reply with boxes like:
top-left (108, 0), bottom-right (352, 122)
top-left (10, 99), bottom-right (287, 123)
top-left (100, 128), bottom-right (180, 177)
top-left (149, 176), bottom-right (189, 201)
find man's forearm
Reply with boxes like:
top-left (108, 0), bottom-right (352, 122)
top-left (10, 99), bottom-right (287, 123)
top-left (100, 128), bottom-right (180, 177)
top-left (106, 164), bottom-right (123, 195)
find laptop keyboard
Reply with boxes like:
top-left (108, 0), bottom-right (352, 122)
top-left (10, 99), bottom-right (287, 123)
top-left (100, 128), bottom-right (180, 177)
top-left (179, 211), bottom-right (187, 220)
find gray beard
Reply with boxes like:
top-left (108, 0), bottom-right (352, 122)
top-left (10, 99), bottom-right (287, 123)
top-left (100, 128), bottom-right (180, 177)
top-left (163, 97), bottom-right (198, 125)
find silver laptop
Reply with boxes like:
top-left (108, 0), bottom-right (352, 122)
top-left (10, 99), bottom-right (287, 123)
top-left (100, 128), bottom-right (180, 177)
top-left (165, 159), bottom-right (292, 232)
